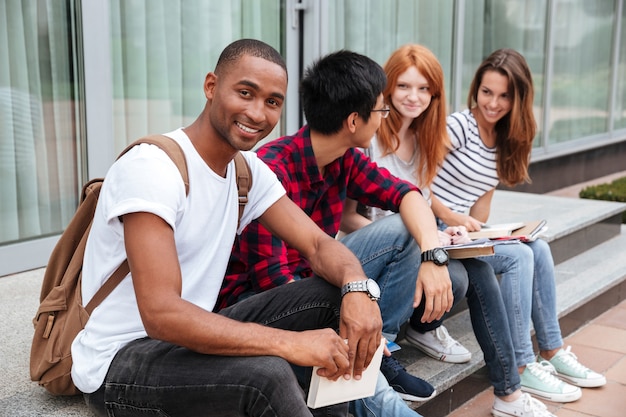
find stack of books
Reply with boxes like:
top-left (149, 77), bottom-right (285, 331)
top-left (443, 220), bottom-right (547, 259)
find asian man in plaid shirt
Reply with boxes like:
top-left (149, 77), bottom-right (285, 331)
top-left (219, 50), bottom-right (469, 417)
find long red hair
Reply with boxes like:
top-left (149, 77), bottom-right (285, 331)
top-left (377, 44), bottom-right (449, 188)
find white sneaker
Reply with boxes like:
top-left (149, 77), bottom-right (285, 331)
top-left (520, 361), bottom-right (582, 403)
top-left (405, 325), bottom-right (471, 363)
top-left (492, 393), bottom-right (555, 417)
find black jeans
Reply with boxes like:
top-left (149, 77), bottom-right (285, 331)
top-left (84, 277), bottom-right (348, 417)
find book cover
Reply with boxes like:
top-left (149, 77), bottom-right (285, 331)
top-left (468, 220), bottom-right (547, 241)
top-left (444, 239), bottom-right (495, 259)
top-left (492, 219), bottom-right (548, 242)
top-left (467, 222), bottom-right (526, 239)
top-left (307, 337), bottom-right (385, 409)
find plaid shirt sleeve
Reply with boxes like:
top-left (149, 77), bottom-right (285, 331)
top-left (218, 165), bottom-right (296, 310)
top-left (345, 149), bottom-right (419, 210)
top-left (217, 221), bottom-right (291, 310)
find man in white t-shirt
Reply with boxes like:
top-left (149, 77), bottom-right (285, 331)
top-left (72, 39), bottom-right (383, 417)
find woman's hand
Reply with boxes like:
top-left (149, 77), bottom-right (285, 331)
top-left (442, 226), bottom-right (471, 245)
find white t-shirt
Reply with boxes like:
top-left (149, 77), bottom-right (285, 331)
top-left (363, 135), bottom-right (431, 221)
top-left (432, 109), bottom-right (499, 213)
top-left (71, 128), bottom-right (285, 393)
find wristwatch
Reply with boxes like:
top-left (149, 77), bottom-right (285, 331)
top-left (420, 247), bottom-right (449, 266)
top-left (341, 279), bottom-right (381, 301)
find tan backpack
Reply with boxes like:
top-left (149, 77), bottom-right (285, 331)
top-left (30, 135), bottom-right (251, 395)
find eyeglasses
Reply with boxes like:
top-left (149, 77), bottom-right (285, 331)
top-left (371, 104), bottom-right (390, 119)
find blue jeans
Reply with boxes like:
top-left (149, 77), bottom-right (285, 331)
top-left (461, 258), bottom-right (521, 396)
top-left (339, 214), bottom-right (467, 342)
top-left (483, 239), bottom-right (563, 367)
top-left (84, 277), bottom-right (348, 417)
top-left (351, 372), bottom-right (422, 417)
top-left (405, 254), bottom-right (520, 397)
top-left (409, 259), bottom-right (469, 331)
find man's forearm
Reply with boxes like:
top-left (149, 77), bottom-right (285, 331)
top-left (307, 237), bottom-right (368, 288)
top-left (398, 191), bottom-right (441, 251)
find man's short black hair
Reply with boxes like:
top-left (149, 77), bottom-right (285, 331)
top-left (300, 50), bottom-right (386, 135)
top-left (215, 39), bottom-right (287, 79)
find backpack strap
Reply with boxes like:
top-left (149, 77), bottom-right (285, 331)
top-left (84, 142), bottom-right (253, 313)
top-left (234, 152), bottom-right (252, 228)
top-left (84, 135), bottom-right (189, 313)
top-left (85, 260), bottom-right (129, 314)
top-left (119, 135), bottom-right (190, 195)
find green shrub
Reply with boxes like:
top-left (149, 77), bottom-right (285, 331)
top-left (579, 177), bottom-right (626, 223)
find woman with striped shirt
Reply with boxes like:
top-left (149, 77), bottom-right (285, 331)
top-left (431, 49), bottom-right (605, 410)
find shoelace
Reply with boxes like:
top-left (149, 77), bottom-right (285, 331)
top-left (434, 326), bottom-right (460, 348)
top-left (555, 346), bottom-right (589, 374)
top-left (519, 393), bottom-right (553, 417)
top-left (382, 355), bottom-right (406, 373)
top-left (527, 361), bottom-right (564, 389)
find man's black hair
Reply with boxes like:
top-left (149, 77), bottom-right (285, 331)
top-left (300, 50), bottom-right (386, 135)
top-left (215, 39), bottom-right (287, 79)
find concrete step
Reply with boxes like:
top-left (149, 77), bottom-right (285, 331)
top-left (487, 190), bottom-right (625, 264)
top-left (2, 191), bottom-right (625, 416)
top-left (405, 226), bottom-right (626, 417)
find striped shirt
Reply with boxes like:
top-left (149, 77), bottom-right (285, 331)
top-left (432, 109), bottom-right (499, 213)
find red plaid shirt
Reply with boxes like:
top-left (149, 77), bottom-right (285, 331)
top-left (217, 125), bottom-right (419, 310)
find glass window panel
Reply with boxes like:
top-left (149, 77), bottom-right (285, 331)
top-left (324, 0), bottom-right (455, 110)
top-left (548, 0), bottom-right (615, 144)
top-left (614, 0), bottom-right (626, 130)
top-left (462, 0), bottom-right (547, 147)
top-left (0, 0), bottom-right (82, 245)
top-left (110, 0), bottom-right (282, 152)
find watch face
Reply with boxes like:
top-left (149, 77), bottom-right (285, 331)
top-left (366, 279), bottom-right (381, 299)
top-left (434, 249), bottom-right (447, 263)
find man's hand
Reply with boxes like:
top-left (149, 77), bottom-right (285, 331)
top-left (338, 292), bottom-right (383, 380)
top-left (283, 328), bottom-right (351, 381)
top-left (413, 262), bottom-right (453, 323)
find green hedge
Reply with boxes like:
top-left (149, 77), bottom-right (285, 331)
top-left (579, 177), bottom-right (626, 223)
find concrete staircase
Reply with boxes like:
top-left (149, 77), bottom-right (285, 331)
top-left (400, 191), bottom-right (626, 417)
top-left (1, 190), bottom-right (625, 416)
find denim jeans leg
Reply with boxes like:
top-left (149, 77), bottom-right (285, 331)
top-left (93, 338), bottom-right (315, 417)
top-left (462, 258), bottom-right (521, 397)
top-left (409, 259), bottom-right (469, 331)
top-left (219, 276), bottom-right (342, 331)
top-left (483, 242), bottom-right (535, 368)
top-left (339, 214), bottom-right (420, 342)
top-left (527, 239), bottom-right (563, 352)
top-left (222, 277), bottom-right (349, 416)
top-left (85, 278), bottom-right (347, 417)
top-left (349, 372), bottom-right (422, 417)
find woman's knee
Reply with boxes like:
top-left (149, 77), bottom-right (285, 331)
top-left (528, 239), bottom-right (554, 264)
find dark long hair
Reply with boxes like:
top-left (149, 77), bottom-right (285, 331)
top-left (468, 48), bottom-right (536, 186)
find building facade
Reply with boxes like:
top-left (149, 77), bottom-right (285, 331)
top-left (2, 0), bottom-right (625, 276)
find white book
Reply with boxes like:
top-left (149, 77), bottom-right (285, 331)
top-left (307, 338), bottom-right (385, 408)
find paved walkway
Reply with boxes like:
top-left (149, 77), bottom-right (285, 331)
top-left (447, 299), bottom-right (626, 417)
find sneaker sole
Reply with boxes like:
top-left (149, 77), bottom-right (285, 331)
top-left (556, 372), bottom-right (607, 388)
top-left (397, 389), bottom-right (437, 402)
top-left (491, 407), bottom-right (554, 417)
top-left (520, 385), bottom-right (582, 403)
top-left (404, 334), bottom-right (471, 364)
top-left (491, 408), bottom-right (523, 417)
top-left (491, 410), bottom-right (508, 417)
